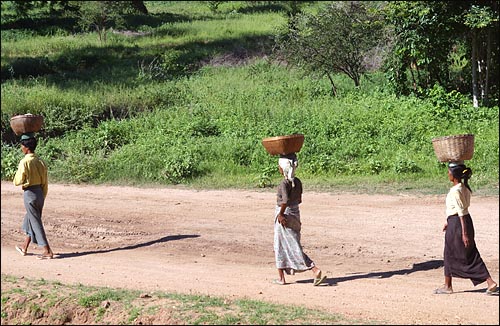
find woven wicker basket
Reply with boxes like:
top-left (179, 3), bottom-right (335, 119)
top-left (10, 114), bottom-right (44, 136)
top-left (262, 134), bottom-right (304, 156)
top-left (432, 134), bottom-right (474, 162)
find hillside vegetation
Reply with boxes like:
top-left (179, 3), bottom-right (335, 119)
top-left (1, 1), bottom-right (498, 195)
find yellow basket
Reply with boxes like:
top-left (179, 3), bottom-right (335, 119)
top-left (431, 134), bottom-right (474, 162)
top-left (10, 114), bottom-right (44, 136)
top-left (262, 134), bottom-right (304, 156)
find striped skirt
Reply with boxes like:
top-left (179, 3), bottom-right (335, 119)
top-left (273, 205), bottom-right (315, 275)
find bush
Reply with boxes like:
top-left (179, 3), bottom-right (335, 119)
top-left (1, 143), bottom-right (21, 180)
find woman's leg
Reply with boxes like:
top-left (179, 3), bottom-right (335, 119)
top-left (311, 265), bottom-right (327, 286)
top-left (22, 236), bottom-right (31, 253)
top-left (486, 277), bottom-right (497, 289)
top-left (277, 269), bottom-right (286, 284)
top-left (41, 244), bottom-right (53, 257)
top-left (445, 275), bottom-right (452, 289)
top-left (311, 266), bottom-right (321, 278)
top-left (434, 275), bottom-right (453, 294)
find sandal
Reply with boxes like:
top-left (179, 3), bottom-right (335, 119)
top-left (313, 271), bottom-right (327, 286)
top-left (36, 254), bottom-right (54, 260)
top-left (15, 245), bottom-right (27, 256)
top-left (433, 286), bottom-right (453, 294)
top-left (314, 276), bottom-right (327, 286)
top-left (272, 279), bottom-right (286, 285)
top-left (486, 283), bottom-right (498, 295)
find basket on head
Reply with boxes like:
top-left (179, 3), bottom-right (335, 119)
top-left (262, 134), bottom-right (304, 156)
top-left (431, 134), bottom-right (474, 162)
top-left (10, 114), bottom-right (44, 136)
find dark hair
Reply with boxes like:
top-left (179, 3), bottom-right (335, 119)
top-left (21, 138), bottom-right (37, 152)
top-left (449, 164), bottom-right (473, 192)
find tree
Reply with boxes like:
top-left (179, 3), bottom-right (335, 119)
top-left (207, 1), bottom-right (225, 13)
top-left (274, 2), bottom-right (386, 96)
top-left (76, 1), bottom-right (150, 43)
top-left (8, 0), bottom-right (79, 17)
top-left (463, 3), bottom-right (499, 107)
top-left (384, 1), bottom-right (499, 107)
top-left (131, 0), bottom-right (148, 14)
top-left (77, 1), bottom-right (123, 42)
top-left (383, 1), bottom-right (458, 95)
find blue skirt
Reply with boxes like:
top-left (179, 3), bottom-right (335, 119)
top-left (22, 186), bottom-right (49, 247)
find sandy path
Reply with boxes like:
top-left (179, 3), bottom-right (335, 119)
top-left (1, 181), bottom-right (498, 324)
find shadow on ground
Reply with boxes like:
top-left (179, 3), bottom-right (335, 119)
top-left (296, 259), bottom-right (444, 286)
top-left (54, 234), bottom-right (200, 259)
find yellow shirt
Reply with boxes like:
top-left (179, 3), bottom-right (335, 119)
top-left (13, 153), bottom-right (48, 198)
top-left (445, 183), bottom-right (470, 217)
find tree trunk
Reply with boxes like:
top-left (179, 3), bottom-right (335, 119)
top-left (410, 61), bottom-right (417, 91)
top-left (325, 72), bottom-right (337, 97)
top-left (484, 27), bottom-right (491, 106)
top-left (132, 1), bottom-right (149, 14)
top-left (471, 30), bottom-right (479, 108)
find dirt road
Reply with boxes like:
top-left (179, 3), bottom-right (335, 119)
top-left (1, 181), bottom-right (498, 324)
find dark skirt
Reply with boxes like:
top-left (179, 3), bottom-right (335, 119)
top-left (22, 185), bottom-right (49, 247)
top-left (444, 214), bottom-right (490, 285)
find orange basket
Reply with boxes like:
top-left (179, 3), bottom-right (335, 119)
top-left (432, 134), bottom-right (474, 162)
top-left (262, 134), bottom-right (304, 156)
top-left (10, 114), bottom-right (44, 136)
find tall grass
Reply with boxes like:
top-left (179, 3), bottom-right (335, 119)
top-left (1, 1), bottom-right (498, 195)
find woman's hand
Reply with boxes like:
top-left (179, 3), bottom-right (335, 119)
top-left (462, 233), bottom-right (470, 248)
top-left (458, 216), bottom-right (469, 247)
top-left (442, 222), bottom-right (447, 232)
top-left (278, 213), bottom-right (287, 227)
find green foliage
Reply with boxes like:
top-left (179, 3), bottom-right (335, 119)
top-left (160, 142), bottom-right (203, 184)
top-left (383, 1), bottom-right (500, 104)
top-left (1, 143), bottom-right (21, 180)
top-left (1, 1), bottom-right (498, 193)
top-left (1, 273), bottom-right (367, 325)
top-left (257, 166), bottom-right (275, 188)
top-left (464, 5), bottom-right (498, 28)
top-left (275, 1), bottom-right (386, 94)
top-left (207, 1), bottom-right (225, 13)
top-left (425, 84), bottom-right (469, 119)
top-left (393, 157), bottom-right (421, 174)
top-left (77, 1), bottom-right (127, 42)
top-left (77, 288), bottom-right (128, 308)
top-left (383, 1), bottom-right (456, 95)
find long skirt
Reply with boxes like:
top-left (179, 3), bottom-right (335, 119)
top-left (273, 205), bottom-right (315, 275)
top-left (444, 214), bottom-right (490, 286)
top-left (22, 186), bottom-right (49, 247)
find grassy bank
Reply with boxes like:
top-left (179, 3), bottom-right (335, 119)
top-left (1, 274), bottom-right (381, 325)
top-left (1, 1), bottom-right (498, 195)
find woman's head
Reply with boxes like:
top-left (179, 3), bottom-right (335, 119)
top-left (20, 137), bottom-right (37, 153)
top-left (278, 153), bottom-right (298, 183)
top-left (448, 163), bottom-right (472, 192)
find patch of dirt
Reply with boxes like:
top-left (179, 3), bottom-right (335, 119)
top-left (1, 181), bottom-right (498, 324)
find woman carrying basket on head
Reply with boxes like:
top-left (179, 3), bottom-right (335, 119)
top-left (434, 162), bottom-right (497, 295)
top-left (272, 153), bottom-right (327, 286)
top-left (13, 133), bottom-right (54, 260)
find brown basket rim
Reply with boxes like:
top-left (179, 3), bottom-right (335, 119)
top-left (262, 134), bottom-right (304, 142)
top-left (10, 114), bottom-right (44, 120)
top-left (431, 133), bottom-right (474, 143)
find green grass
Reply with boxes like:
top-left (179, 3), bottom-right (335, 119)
top-left (1, 0), bottom-right (498, 195)
top-left (1, 273), bottom-right (383, 325)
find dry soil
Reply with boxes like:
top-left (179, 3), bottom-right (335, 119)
top-left (1, 181), bottom-right (498, 324)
